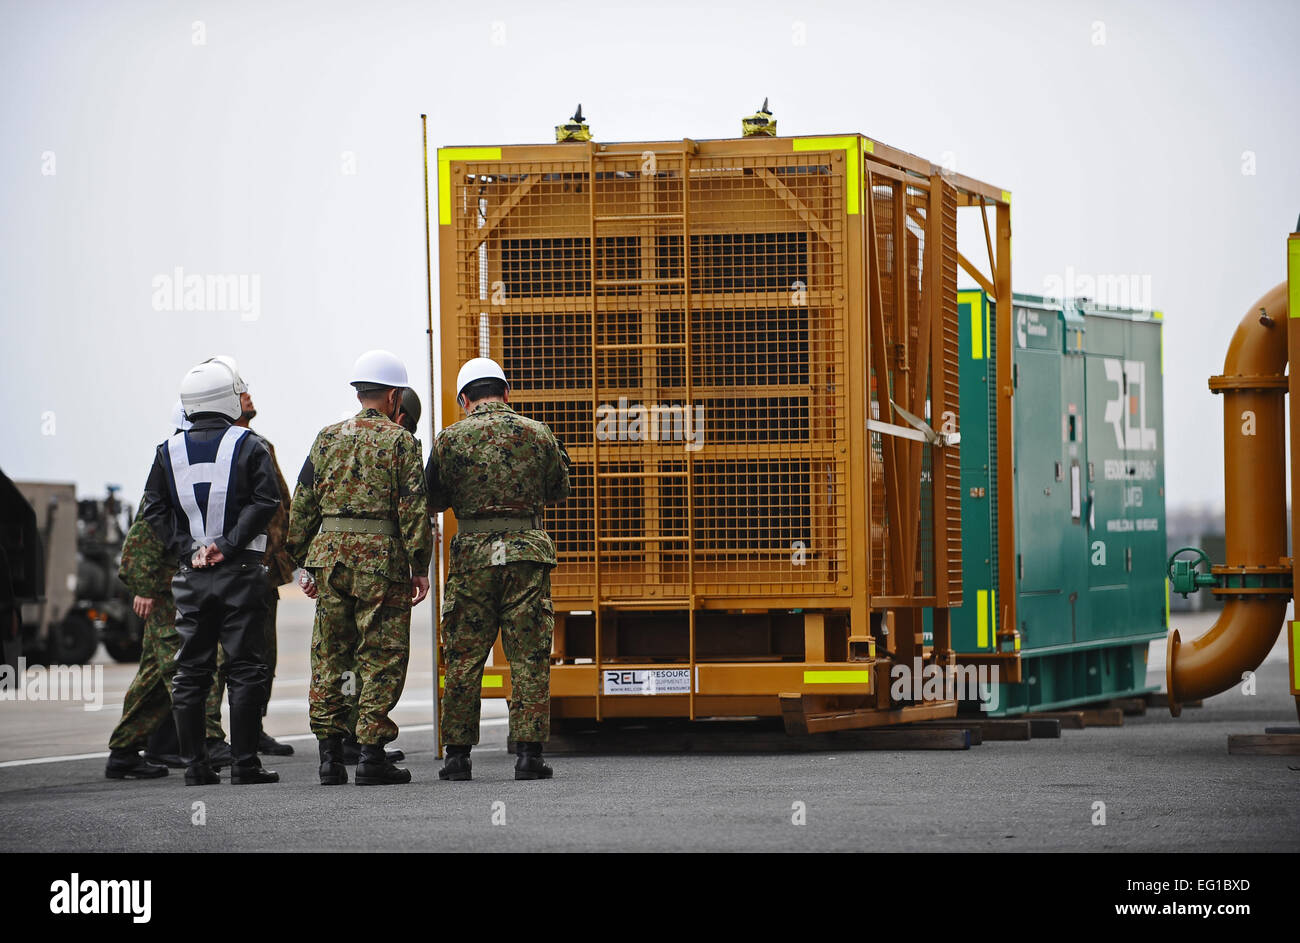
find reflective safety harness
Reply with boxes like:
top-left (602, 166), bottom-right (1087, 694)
top-left (165, 426), bottom-right (267, 553)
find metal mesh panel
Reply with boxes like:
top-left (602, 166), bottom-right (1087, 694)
top-left (940, 186), bottom-right (963, 602)
top-left (863, 172), bottom-right (961, 601)
top-left (447, 147), bottom-right (849, 606)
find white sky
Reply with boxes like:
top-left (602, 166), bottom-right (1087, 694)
top-left (2, 0), bottom-right (1297, 511)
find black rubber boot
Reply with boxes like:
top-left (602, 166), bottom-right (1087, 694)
top-left (205, 738), bottom-right (232, 770)
top-left (318, 736), bottom-right (348, 785)
top-left (105, 748), bottom-right (168, 780)
top-left (438, 745), bottom-right (472, 782)
top-left (355, 744), bottom-right (411, 786)
top-left (258, 728), bottom-right (295, 756)
top-left (514, 742), bottom-right (553, 781)
top-left (341, 737), bottom-right (404, 765)
top-left (175, 706), bottom-right (220, 785)
top-left (228, 702), bottom-right (278, 784)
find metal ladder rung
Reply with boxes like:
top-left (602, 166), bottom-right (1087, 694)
top-left (596, 470), bottom-right (689, 479)
top-left (600, 599), bottom-right (692, 608)
top-left (594, 277), bottom-right (687, 288)
top-left (596, 342), bottom-right (686, 351)
top-left (593, 213), bottom-right (685, 223)
top-left (597, 535), bottom-right (689, 544)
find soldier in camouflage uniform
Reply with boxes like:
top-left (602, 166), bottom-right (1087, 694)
top-left (287, 350), bottom-right (432, 786)
top-left (104, 496), bottom-right (180, 779)
top-left (105, 402), bottom-right (194, 780)
top-left (428, 358), bottom-right (571, 782)
top-left (334, 386), bottom-right (424, 767)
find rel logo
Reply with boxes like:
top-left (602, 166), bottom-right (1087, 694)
top-left (1103, 358), bottom-right (1156, 452)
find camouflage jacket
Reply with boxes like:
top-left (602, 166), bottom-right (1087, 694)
top-left (426, 401), bottom-right (571, 573)
top-left (287, 407), bottom-right (432, 583)
top-left (261, 438), bottom-right (295, 586)
top-left (118, 499), bottom-right (175, 599)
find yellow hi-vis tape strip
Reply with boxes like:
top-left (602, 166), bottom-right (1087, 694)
top-left (1165, 578), bottom-right (1171, 628)
top-left (803, 670), bottom-right (871, 684)
top-left (438, 675), bottom-right (504, 689)
top-left (1291, 621), bottom-right (1300, 693)
top-left (1289, 236), bottom-right (1300, 319)
top-left (977, 589), bottom-right (989, 648)
top-left (792, 137), bottom-right (860, 214)
top-left (958, 290), bottom-right (983, 360)
top-left (437, 147), bottom-right (502, 226)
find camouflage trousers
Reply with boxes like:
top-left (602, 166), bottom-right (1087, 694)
top-left (107, 596), bottom-right (179, 751)
top-left (205, 587), bottom-right (279, 740)
top-left (309, 562), bottom-right (411, 745)
top-left (441, 562), bottom-right (554, 746)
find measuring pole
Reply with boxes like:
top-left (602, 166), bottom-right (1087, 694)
top-left (421, 113), bottom-right (443, 760)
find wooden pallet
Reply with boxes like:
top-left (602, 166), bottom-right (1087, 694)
top-left (1106, 697), bottom-right (1148, 717)
top-left (1027, 718), bottom-right (1063, 739)
top-left (1023, 710), bottom-right (1085, 730)
top-left (1024, 707), bottom-right (1124, 728)
top-left (778, 694), bottom-right (958, 736)
top-left (915, 719), bottom-right (1032, 741)
top-left (1227, 733), bottom-right (1300, 756)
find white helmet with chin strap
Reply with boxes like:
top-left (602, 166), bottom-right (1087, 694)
top-left (204, 354), bottom-right (248, 394)
top-left (179, 360), bottom-right (242, 420)
top-left (350, 350), bottom-right (409, 392)
top-left (455, 358), bottom-right (509, 401)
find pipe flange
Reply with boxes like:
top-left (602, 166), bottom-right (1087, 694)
top-left (1208, 374), bottom-right (1289, 392)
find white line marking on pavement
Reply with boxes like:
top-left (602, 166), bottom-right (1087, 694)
top-left (0, 719), bottom-right (509, 768)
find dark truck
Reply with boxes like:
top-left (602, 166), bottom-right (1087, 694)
top-left (2, 474), bottom-right (144, 665)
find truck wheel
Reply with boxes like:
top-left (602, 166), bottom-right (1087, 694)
top-left (103, 619), bottom-right (143, 663)
top-left (52, 611), bottom-right (99, 665)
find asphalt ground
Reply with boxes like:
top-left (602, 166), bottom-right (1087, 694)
top-left (1, 598), bottom-right (1296, 853)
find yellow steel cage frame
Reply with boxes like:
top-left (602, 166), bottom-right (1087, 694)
top-left (431, 132), bottom-right (1012, 730)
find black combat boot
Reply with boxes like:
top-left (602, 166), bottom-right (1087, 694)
top-left (355, 744), bottom-right (411, 786)
top-left (104, 748), bottom-right (168, 780)
top-left (438, 745), bottom-right (472, 782)
top-left (229, 763), bottom-right (280, 784)
top-left (258, 729), bottom-right (295, 756)
top-left (175, 707), bottom-right (220, 786)
top-left (205, 738), bottom-right (233, 770)
top-left (318, 736), bottom-right (348, 785)
top-left (341, 736), bottom-right (405, 765)
top-left (514, 742), bottom-right (553, 781)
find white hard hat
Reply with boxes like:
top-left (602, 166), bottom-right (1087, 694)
top-left (204, 354), bottom-right (248, 394)
top-left (350, 349), bottom-right (409, 391)
top-left (456, 357), bottom-right (509, 397)
top-left (179, 361), bottom-right (242, 420)
top-left (170, 399), bottom-right (193, 432)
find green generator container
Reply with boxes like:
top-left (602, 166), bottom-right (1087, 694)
top-left (950, 290), bottom-right (1167, 714)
